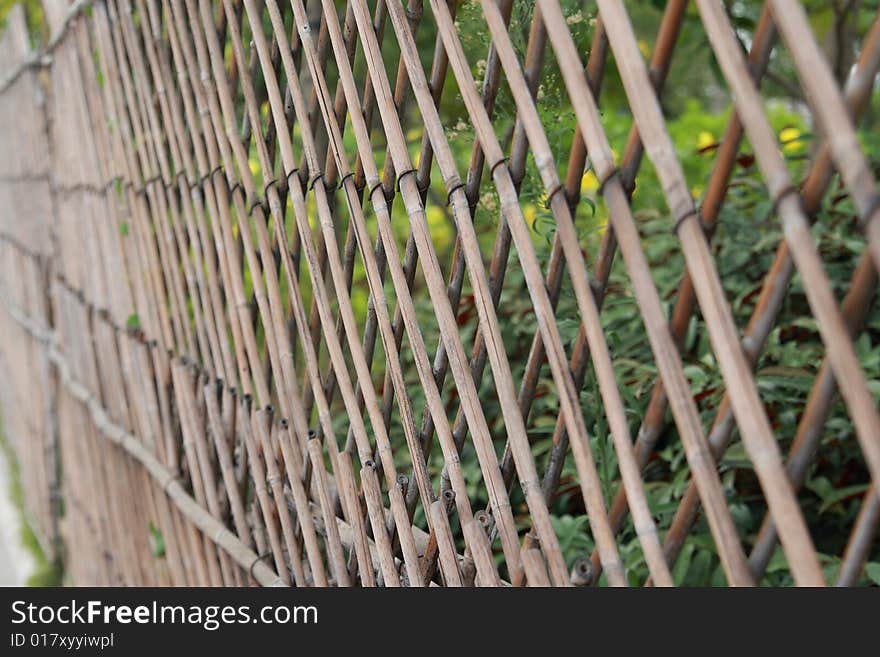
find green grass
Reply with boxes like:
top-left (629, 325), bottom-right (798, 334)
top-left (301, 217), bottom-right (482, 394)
top-left (0, 420), bottom-right (63, 587)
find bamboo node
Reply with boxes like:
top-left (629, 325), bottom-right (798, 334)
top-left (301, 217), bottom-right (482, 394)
top-left (596, 166), bottom-right (620, 195)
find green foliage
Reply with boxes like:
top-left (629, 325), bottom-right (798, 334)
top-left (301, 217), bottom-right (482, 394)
top-left (0, 0), bottom-right (45, 45)
top-left (148, 522), bottom-right (166, 558)
top-left (0, 417), bottom-right (63, 587)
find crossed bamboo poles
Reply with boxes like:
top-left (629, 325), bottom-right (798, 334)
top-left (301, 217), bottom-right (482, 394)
top-left (129, 0), bottom-right (880, 584)
top-left (3, 0), bottom-right (877, 586)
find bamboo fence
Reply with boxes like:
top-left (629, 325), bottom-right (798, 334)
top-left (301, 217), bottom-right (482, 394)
top-left (0, 0), bottom-right (877, 586)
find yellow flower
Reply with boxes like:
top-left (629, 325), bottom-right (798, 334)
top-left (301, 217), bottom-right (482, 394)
top-left (523, 203), bottom-right (537, 229)
top-left (779, 126), bottom-right (802, 153)
top-left (638, 39), bottom-right (650, 57)
top-left (581, 170), bottom-right (599, 193)
top-left (697, 131), bottom-right (715, 150)
top-left (426, 206), bottom-right (451, 252)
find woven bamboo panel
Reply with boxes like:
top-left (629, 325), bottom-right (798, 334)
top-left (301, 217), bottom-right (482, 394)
top-left (0, 0), bottom-right (878, 586)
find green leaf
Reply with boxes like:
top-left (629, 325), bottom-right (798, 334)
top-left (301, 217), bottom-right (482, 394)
top-left (126, 313), bottom-right (141, 330)
top-left (817, 484), bottom-right (870, 515)
top-left (673, 542), bottom-right (695, 585)
top-left (148, 522), bottom-right (165, 558)
top-left (864, 563), bottom-right (880, 586)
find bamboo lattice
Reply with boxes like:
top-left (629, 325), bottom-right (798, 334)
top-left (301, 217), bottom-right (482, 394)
top-left (0, 0), bottom-right (878, 586)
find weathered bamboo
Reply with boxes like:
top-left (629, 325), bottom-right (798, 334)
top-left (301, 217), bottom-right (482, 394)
top-left (0, 279), bottom-right (284, 586)
top-left (1, 0), bottom-right (877, 588)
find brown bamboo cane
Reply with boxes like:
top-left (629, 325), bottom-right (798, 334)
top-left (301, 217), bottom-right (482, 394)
top-left (255, 407), bottom-right (308, 585)
top-left (835, 485), bottom-right (879, 586)
top-left (170, 359), bottom-right (227, 585)
top-left (204, 382), bottom-right (253, 550)
top-left (429, 493), bottom-right (463, 587)
top-left (277, 418), bottom-right (330, 586)
top-left (361, 460), bottom-right (402, 587)
top-left (463, 519), bottom-right (503, 587)
top-left (236, 394), bottom-right (291, 584)
top-left (521, 548), bottom-right (551, 588)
